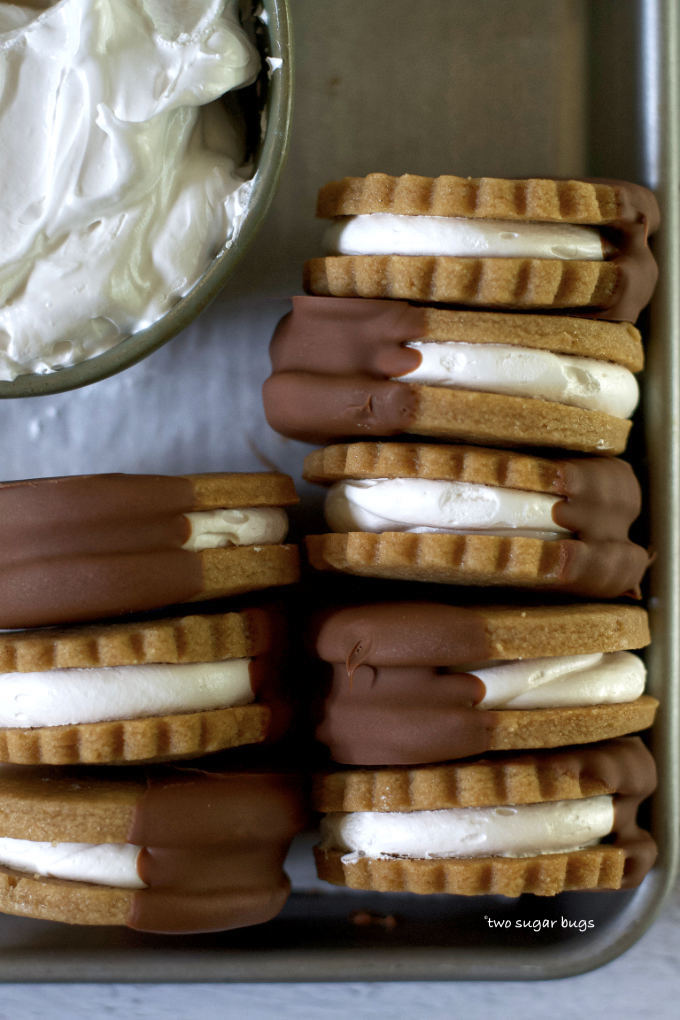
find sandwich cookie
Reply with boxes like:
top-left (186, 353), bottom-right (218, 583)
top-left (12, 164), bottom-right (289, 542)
top-left (305, 174), bottom-right (659, 321)
top-left (311, 602), bottom-right (657, 764)
top-left (0, 472), bottom-right (300, 628)
top-left (0, 608), bottom-right (288, 765)
top-left (313, 736), bottom-right (657, 896)
top-left (264, 297), bottom-right (642, 454)
top-left (0, 766), bottom-right (306, 932)
top-left (304, 442), bottom-right (649, 598)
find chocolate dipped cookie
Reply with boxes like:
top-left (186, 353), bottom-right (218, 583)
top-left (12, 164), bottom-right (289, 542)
top-left (264, 297), bottom-right (642, 454)
top-left (0, 765), bottom-right (306, 932)
top-left (304, 442), bottom-right (649, 598)
top-left (311, 602), bottom-right (656, 765)
top-left (313, 736), bottom-right (657, 896)
top-left (305, 174), bottom-right (659, 321)
top-left (0, 472), bottom-right (300, 628)
top-left (0, 608), bottom-right (289, 765)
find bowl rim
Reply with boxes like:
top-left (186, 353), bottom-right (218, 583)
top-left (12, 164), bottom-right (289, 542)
top-left (0, 0), bottom-right (293, 400)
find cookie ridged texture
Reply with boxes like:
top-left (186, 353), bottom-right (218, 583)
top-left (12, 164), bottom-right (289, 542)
top-left (0, 704), bottom-right (271, 766)
top-left (184, 472), bottom-right (298, 509)
top-left (194, 544), bottom-right (300, 600)
top-left (304, 255), bottom-right (619, 310)
top-left (304, 441), bottom-right (564, 493)
top-left (314, 846), bottom-right (628, 896)
top-left (316, 174), bottom-right (624, 223)
top-left (413, 387), bottom-right (629, 455)
top-left (0, 609), bottom-right (275, 673)
top-left (313, 743), bottom-right (637, 814)
top-left (419, 308), bottom-right (643, 371)
top-left (0, 869), bottom-right (132, 927)
top-left (306, 531), bottom-right (583, 591)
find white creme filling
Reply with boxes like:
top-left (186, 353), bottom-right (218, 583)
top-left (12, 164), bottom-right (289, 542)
top-left (321, 796), bottom-right (615, 862)
top-left (0, 0), bottom-right (260, 379)
top-left (182, 507), bottom-right (289, 550)
top-left (0, 659), bottom-right (254, 728)
top-left (0, 838), bottom-right (145, 889)
top-left (395, 342), bottom-right (639, 419)
top-left (324, 478), bottom-right (569, 541)
top-left (323, 214), bottom-right (607, 260)
top-left (474, 651), bottom-right (645, 709)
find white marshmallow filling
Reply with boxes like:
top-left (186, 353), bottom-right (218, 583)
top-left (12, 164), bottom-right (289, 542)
top-left (395, 341), bottom-right (639, 419)
top-left (0, 837), bottom-right (145, 889)
top-left (182, 507), bottom-right (289, 550)
top-left (473, 651), bottom-right (646, 709)
top-left (324, 477), bottom-right (569, 541)
top-left (323, 214), bottom-right (608, 260)
top-left (0, 659), bottom-right (254, 728)
top-left (321, 795), bottom-right (615, 862)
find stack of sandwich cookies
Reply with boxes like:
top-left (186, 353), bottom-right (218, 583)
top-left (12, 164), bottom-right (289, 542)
top-left (0, 469), bottom-right (306, 932)
top-left (313, 737), bottom-right (656, 896)
top-left (264, 298), bottom-right (642, 454)
top-left (0, 765), bottom-right (306, 932)
top-left (0, 471), bottom-right (299, 628)
top-left (305, 174), bottom-right (659, 320)
top-left (304, 442), bottom-right (648, 598)
top-left (0, 608), bottom-right (288, 765)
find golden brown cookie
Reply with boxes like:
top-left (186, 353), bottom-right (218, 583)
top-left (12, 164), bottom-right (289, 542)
top-left (313, 737), bottom-right (656, 897)
top-left (264, 297), bottom-right (642, 454)
top-left (304, 442), bottom-right (649, 599)
top-left (310, 601), bottom-right (655, 765)
top-left (0, 608), bottom-right (288, 765)
top-left (0, 766), bottom-right (306, 931)
top-left (307, 174), bottom-right (659, 321)
top-left (0, 472), bottom-right (300, 628)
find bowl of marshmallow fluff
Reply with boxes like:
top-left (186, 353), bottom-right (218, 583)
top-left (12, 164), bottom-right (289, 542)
top-left (0, 0), bottom-right (292, 396)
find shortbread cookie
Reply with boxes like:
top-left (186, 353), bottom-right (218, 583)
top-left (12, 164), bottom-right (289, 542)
top-left (305, 174), bottom-right (659, 321)
top-left (312, 602), bottom-right (656, 764)
top-left (264, 297), bottom-right (642, 454)
top-left (0, 472), bottom-right (300, 628)
top-left (0, 608), bottom-right (289, 765)
top-left (304, 442), bottom-right (649, 598)
top-left (313, 736), bottom-right (656, 896)
top-left (0, 766), bottom-right (306, 932)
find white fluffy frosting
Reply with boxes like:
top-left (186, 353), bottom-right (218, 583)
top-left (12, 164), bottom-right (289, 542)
top-left (324, 478), bottom-right (568, 540)
top-left (323, 213), bottom-right (606, 260)
top-left (321, 796), bottom-right (615, 861)
top-left (0, 837), bottom-right (145, 888)
top-left (183, 507), bottom-right (289, 550)
top-left (0, 658), bottom-right (254, 728)
top-left (396, 342), bottom-right (639, 419)
top-left (0, 0), bottom-right (260, 379)
top-left (474, 651), bottom-right (646, 709)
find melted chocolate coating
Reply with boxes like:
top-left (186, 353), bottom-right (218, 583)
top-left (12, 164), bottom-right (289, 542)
top-left (591, 178), bottom-right (660, 322)
top-left (128, 770), bottom-right (307, 934)
top-left (0, 475), bottom-right (202, 628)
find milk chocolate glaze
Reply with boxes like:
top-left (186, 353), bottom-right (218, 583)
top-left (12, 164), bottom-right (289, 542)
top-left (0, 475), bottom-right (203, 628)
top-left (590, 178), bottom-right (660, 323)
top-left (548, 456), bottom-right (648, 598)
top-left (538, 737), bottom-right (657, 888)
top-left (128, 770), bottom-right (307, 934)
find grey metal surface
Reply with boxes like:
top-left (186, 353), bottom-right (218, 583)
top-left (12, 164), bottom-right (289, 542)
top-left (0, 0), bottom-right (676, 983)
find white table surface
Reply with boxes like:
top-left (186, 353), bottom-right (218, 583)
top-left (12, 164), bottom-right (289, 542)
top-left (1, 877), bottom-right (678, 1018)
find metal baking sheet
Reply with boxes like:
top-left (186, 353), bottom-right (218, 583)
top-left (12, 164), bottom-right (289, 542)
top-left (0, 0), bottom-right (677, 982)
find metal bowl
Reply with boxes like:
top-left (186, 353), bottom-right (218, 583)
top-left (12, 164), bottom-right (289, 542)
top-left (0, 0), bottom-right (292, 399)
